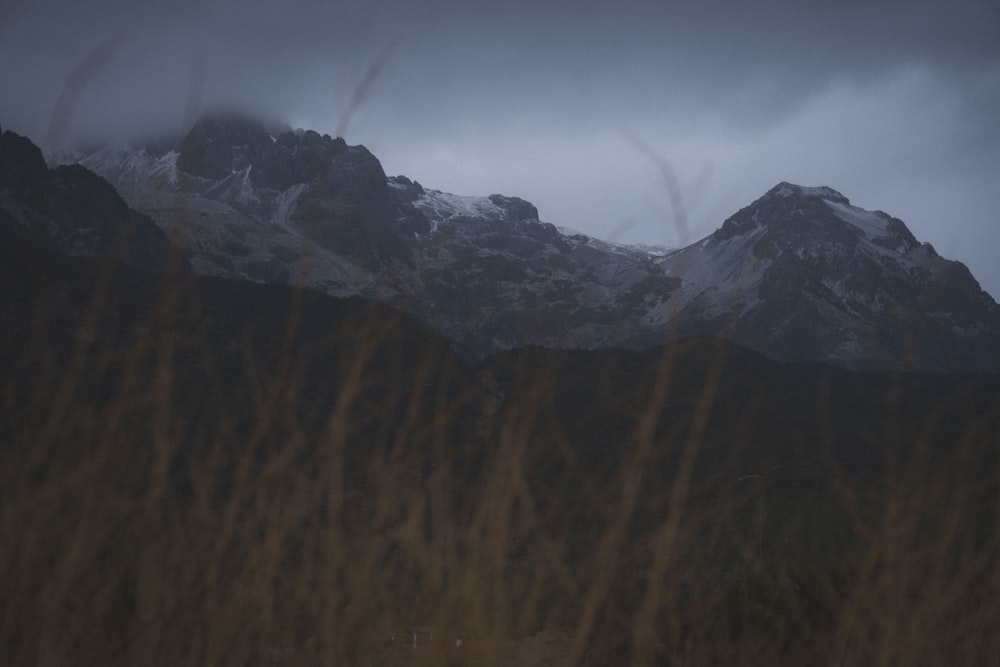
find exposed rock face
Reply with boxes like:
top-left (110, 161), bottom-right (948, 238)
top-left (52, 117), bottom-right (1000, 372)
top-left (383, 181), bottom-right (680, 356)
top-left (177, 113), bottom-right (279, 181)
top-left (0, 129), bottom-right (186, 273)
top-left (487, 194), bottom-right (539, 222)
top-left (72, 115), bottom-right (426, 290)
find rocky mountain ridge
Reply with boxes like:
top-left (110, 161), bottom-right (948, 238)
top-left (0, 126), bottom-right (185, 273)
top-left (8, 114), bottom-right (998, 371)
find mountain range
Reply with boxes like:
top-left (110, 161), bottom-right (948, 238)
top-left (2, 114), bottom-right (996, 371)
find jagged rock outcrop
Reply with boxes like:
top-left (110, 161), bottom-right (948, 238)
top-left (0, 129), bottom-right (49, 208)
top-left (176, 113), bottom-right (282, 182)
top-left (175, 113), bottom-right (426, 264)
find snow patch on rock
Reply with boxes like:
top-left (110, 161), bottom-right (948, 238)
top-left (414, 189), bottom-right (504, 230)
top-left (824, 199), bottom-right (891, 239)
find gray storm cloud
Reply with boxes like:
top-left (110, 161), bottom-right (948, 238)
top-left (2, 0), bottom-right (998, 296)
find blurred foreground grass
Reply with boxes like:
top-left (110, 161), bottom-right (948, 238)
top-left (1, 237), bottom-right (999, 666)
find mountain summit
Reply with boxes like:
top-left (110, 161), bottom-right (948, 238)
top-left (660, 182), bottom-right (1000, 369)
top-left (18, 115), bottom-right (1000, 371)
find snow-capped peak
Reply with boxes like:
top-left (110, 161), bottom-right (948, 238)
top-left (769, 182), bottom-right (893, 240)
top-left (768, 181), bottom-right (849, 204)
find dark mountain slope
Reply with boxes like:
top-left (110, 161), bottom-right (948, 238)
top-left (0, 128), bottom-right (186, 273)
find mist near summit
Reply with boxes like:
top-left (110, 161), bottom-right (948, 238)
top-left (2, 0), bottom-right (998, 297)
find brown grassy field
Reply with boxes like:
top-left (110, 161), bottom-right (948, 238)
top-left (2, 231), bottom-right (999, 666)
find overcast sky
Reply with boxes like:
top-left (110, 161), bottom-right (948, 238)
top-left (2, 0), bottom-right (998, 297)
